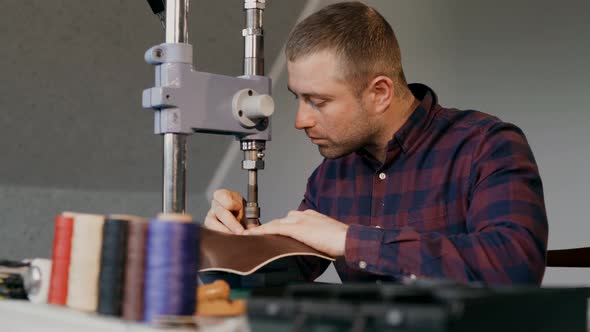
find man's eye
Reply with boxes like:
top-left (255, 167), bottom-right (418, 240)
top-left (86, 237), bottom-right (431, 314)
top-left (309, 99), bottom-right (326, 109)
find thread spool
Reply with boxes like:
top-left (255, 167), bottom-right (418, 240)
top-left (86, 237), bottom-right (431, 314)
top-left (26, 258), bottom-right (52, 304)
top-left (97, 216), bottom-right (129, 316)
top-left (122, 216), bottom-right (149, 321)
top-left (48, 215), bottom-right (74, 305)
top-left (144, 213), bottom-right (199, 324)
top-left (66, 213), bottom-right (105, 311)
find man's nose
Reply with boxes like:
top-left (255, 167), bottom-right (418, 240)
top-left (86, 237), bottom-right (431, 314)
top-left (294, 102), bottom-right (316, 130)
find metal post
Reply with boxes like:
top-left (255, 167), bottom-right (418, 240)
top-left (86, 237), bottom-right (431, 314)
top-left (241, 0), bottom-right (266, 227)
top-left (162, 0), bottom-right (189, 213)
top-left (243, 3), bottom-right (264, 76)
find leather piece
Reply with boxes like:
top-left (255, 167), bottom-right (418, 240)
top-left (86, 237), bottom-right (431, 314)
top-left (199, 228), bottom-right (334, 275)
top-left (547, 248), bottom-right (590, 267)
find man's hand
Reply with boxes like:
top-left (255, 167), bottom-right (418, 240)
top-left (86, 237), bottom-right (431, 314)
top-left (243, 209), bottom-right (349, 257)
top-left (204, 189), bottom-right (247, 234)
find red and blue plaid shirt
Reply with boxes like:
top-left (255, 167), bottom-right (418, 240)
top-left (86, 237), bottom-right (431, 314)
top-left (297, 83), bottom-right (548, 285)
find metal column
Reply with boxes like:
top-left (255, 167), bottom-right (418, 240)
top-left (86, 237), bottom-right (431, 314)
top-left (241, 0), bottom-right (266, 227)
top-left (162, 0), bottom-right (189, 213)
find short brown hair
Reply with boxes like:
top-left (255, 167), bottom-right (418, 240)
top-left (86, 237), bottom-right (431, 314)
top-left (286, 2), bottom-right (407, 96)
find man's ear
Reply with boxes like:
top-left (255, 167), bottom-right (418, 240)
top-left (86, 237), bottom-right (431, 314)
top-left (367, 75), bottom-right (394, 114)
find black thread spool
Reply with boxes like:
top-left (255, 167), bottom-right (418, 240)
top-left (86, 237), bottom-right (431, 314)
top-left (97, 217), bottom-right (129, 316)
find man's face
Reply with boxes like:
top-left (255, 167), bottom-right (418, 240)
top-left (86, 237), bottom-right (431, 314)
top-left (287, 51), bottom-right (375, 159)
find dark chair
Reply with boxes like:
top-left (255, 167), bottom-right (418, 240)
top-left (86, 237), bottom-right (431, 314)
top-left (546, 248), bottom-right (590, 267)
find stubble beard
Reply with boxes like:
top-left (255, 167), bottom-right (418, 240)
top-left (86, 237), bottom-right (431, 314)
top-left (317, 109), bottom-right (375, 160)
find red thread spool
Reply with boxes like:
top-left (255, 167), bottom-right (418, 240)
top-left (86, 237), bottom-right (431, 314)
top-left (48, 215), bottom-right (74, 305)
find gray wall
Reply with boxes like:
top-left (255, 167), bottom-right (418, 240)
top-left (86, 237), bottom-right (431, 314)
top-left (0, 0), bottom-right (305, 258)
top-left (2, 0), bottom-right (589, 286)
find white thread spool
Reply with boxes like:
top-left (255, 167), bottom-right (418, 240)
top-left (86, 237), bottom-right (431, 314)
top-left (66, 213), bottom-right (105, 311)
top-left (26, 258), bottom-right (52, 304)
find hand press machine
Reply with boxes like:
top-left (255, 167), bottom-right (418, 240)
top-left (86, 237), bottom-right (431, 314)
top-left (143, 0), bottom-right (274, 228)
top-left (143, 0), bottom-right (315, 288)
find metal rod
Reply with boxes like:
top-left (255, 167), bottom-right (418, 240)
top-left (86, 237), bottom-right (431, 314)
top-left (247, 151), bottom-right (259, 203)
top-left (166, 0), bottom-right (188, 43)
top-left (244, 8), bottom-right (264, 76)
top-left (242, 1), bottom-right (265, 226)
top-left (163, 134), bottom-right (187, 213)
top-left (162, 0), bottom-right (189, 213)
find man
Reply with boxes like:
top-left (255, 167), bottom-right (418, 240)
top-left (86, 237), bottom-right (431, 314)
top-left (204, 2), bottom-right (548, 285)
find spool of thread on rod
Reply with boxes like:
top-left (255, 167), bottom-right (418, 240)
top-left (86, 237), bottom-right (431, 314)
top-left (123, 216), bottom-right (149, 321)
top-left (97, 216), bottom-right (129, 316)
top-left (143, 213), bottom-right (199, 324)
top-left (48, 215), bottom-right (74, 305)
top-left (66, 213), bottom-right (104, 312)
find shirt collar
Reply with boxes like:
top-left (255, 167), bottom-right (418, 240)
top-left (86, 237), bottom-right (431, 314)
top-left (354, 83), bottom-right (438, 162)
top-left (389, 83), bottom-right (438, 153)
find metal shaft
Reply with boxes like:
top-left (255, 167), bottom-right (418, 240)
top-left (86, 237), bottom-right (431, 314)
top-left (242, 1), bottom-right (266, 227)
top-left (162, 0), bottom-right (189, 213)
top-left (163, 134), bottom-right (187, 213)
top-left (165, 0), bottom-right (188, 44)
top-left (243, 7), bottom-right (264, 76)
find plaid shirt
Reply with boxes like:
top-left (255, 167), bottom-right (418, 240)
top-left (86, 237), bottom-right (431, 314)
top-left (297, 83), bottom-right (548, 285)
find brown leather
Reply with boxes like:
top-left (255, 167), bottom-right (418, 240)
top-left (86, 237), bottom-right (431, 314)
top-left (199, 228), bottom-right (334, 275)
top-left (546, 248), bottom-right (590, 267)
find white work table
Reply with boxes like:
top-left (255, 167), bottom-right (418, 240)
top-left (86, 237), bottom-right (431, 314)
top-left (0, 300), bottom-right (249, 332)
top-left (2, 297), bottom-right (590, 332)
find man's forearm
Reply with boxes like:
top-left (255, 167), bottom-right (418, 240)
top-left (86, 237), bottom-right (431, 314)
top-left (344, 222), bottom-right (546, 285)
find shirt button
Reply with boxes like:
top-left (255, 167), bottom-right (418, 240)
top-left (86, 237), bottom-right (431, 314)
top-left (378, 172), bottom-right (386, 180)
top-left (359, 261), bottom-right (367, 269)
